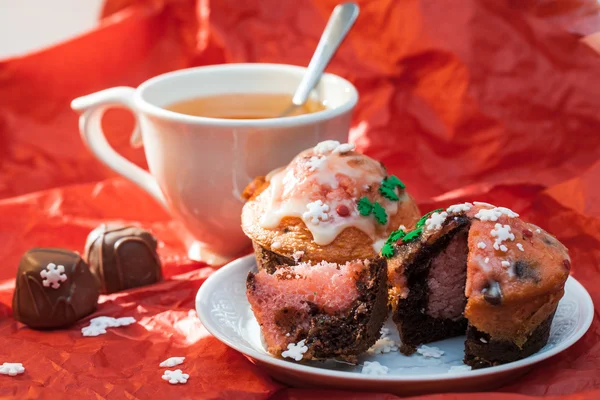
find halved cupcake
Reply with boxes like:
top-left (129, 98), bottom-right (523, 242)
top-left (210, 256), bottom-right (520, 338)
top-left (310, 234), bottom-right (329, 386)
top-left (246, 258), bottom-right (387, 361)
top-left (386, 202), bottom-right (570, 368)
top-left (241, 140), bottom-right (420, 271)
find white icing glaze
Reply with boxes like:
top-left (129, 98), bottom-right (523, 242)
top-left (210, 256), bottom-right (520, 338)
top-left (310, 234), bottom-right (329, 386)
top-left (258, 142), bottom-right (397, 246)
top-left (373, 238), bottom-right (386, 253)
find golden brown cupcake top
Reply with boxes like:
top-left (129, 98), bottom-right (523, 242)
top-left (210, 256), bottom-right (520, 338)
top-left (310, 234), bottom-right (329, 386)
top-left (242, 141), bottom-right (420, 263)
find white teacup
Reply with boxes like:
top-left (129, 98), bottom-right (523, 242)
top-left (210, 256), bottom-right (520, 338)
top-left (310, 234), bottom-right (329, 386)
top-left (71, 63), bottom-right (358, 264)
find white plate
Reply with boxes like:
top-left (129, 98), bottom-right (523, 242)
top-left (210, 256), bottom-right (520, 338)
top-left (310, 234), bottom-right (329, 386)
top-left (196, 254), bottom-right (594, 396)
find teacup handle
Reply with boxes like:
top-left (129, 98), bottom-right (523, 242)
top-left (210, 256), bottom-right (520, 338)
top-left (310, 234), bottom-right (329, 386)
top-left (71, 87), bottom-right (167, 208)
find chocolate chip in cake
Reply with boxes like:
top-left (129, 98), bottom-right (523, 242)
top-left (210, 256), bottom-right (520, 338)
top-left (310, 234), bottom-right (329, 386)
top-left (514, 260), bottom-right (540, 282)
top-left (482, 281), bottom-right (503, 306)
top-left (542, 236), bottom-right (555, 246)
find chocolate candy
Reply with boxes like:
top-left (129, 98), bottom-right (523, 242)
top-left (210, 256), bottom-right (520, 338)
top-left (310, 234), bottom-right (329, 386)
top-left (12, 248), bottom-right (99, 329)
top-left (84, 225), bottom-right (162, 294)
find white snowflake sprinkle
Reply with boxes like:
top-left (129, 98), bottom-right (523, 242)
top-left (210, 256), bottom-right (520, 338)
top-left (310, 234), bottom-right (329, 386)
top-left (416, 345), bottom-right (444, 358)
top-left (477, 242), bottom-right (486, 249)
top-left (446, 202), bottom-right (473, 213)
top-left (162, 369), bottom-right (189, 384)
top-left (306, 156), bottom-right (326, 172)
top-left (475, 206), bottom-right (519, 222)
top-left (282, 339), bottom-right (308, 361)
top-left (448, 365), bottom-right (472, 373)
top-left (361, 361), bottom-right (389, 376)
top-left (484, 257), bottom-right (490, 263)
top-left (399, 225), bottom-right (407, 231)
top-left (333, 143), bottom-right (355, 154)
top-left (496, 207), bottom-right (519, 218)
top-left (536, 229), bottom-right (541, 233)
top-left (271, 241), bottom-right (282, 249)
top-left (501, 261), bottom-right (511, 267)
top-left (490, 224), bottom-right (515, 251)
top-left (474, 208), bottom-right (502, 221)
top-left (517, 243), bottom-right (524, 252)
top-left (480, 338), bottom-right (488, 343)
top-left (473, 201), bottom-right (495, 207)
top-left (81, 316), bottom-right (136, 337)
top-left (424, 211), bottom-right (448, 232)
top-left (368, 337), bottom-right (399, 354)
top-left (499, 245), bottom-right (508, 252)
top-left (285, 333), bottom-right (291, 337)
top-left (303, 200), bottom-right (330, 224)
top-left (0, 363), bottom-right (24, 376)
top-left (40, 263), bottom-right (67, 289)
top-left (160, 357), bottom-right (185, 368)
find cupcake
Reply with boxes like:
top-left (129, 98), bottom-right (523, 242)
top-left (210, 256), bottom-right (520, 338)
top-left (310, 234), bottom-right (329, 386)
top-left (385, 202), bottom-right (570, 368)
top-left (242, 140), bottom-right (419, 361)
top-left (241, 140), bottom-right (421, 271)
top-left (246, 258), bottom-right (387, 361)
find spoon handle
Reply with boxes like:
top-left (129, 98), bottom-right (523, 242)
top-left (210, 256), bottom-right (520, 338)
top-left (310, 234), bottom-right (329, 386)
top-left (292, 2), bottom-right (359, 106)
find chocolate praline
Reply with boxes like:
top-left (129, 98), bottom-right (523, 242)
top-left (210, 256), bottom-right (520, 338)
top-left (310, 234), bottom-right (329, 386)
top-left (84, 224), bottom-right (162, 294)
top-left (12, 248), bottom-right (100, 329)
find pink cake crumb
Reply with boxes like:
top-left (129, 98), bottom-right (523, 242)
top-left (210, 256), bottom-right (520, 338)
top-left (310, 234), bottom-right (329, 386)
top-left (426, 229), bottom-right (468, 320)
top-left (247, 260), bottom-right (367, 352)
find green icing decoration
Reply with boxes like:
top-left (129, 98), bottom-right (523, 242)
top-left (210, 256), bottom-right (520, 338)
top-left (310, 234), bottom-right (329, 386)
top-left (373, 202), bottom-right (387, 225)
top-left (415, 209), bottom-right (444, 228)
top-left (402, 227), bottom-right (423, 242)
top-left (357, 197), bottom-right (373, 216)
top-left (379, 184), bottom-right (399, 201)
top-left (386, 229), bottom-right (406, 244)
top-left (386, 175), bottom-right (406, 189)
top-left (381, 242), bottom-right (395, 258)
top-left (379, 175), bottom-right (406, 201)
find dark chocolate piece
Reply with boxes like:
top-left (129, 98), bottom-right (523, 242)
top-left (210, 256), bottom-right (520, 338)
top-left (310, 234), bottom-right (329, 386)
top-left (12, 248), bottom-right (99, 329)
top-left (84, 224), bottom-right (162, 294)
top-left (482, 281), bottom-right (503, 306)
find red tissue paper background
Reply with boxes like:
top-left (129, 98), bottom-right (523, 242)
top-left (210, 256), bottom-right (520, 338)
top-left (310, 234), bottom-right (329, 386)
top-left (1, 0), bottom-right (600, 398)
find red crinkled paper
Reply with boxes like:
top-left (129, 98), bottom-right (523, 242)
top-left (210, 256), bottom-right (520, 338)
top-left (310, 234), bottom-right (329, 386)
top-left (0, 0), bottom-right (599, 398)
